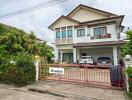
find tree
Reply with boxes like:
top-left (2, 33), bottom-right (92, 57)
top-left (0, 23), bottom-right (54, 86)
top-left (0, 23), bottom-right (54, 63)
top-left (36, 41), bottom-right (54, 63)
top-left (0, 29), bottom-right (37, 54)
top-left (121, 30), bottom-right (132, 56)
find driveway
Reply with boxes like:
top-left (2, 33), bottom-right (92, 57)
top-left (0, 81), bottom-right (130, 100)
top-left (43, 67), bottom-right (111, 87)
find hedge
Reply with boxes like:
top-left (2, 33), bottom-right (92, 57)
top-left (0, 53), bottom-right (36, 86)
top-left (126, 67), bottom-right (132, 94)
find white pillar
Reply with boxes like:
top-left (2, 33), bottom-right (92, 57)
top-left (113, 46), bottom-right (118, 65)
top-left (72, 26), bottom-right (76, 44)
top-left (66, 26), bottom-right (68, 44)
top-left (77, 49), bottom-right (80, 62)
top-left (53, 28), bottom-right (56, 42)
top-left (55, 48), bottom-right (59, 60)
top-left (35, 60), bottom-right (39, 81)
top-left (73, 48), bottom-right (77, 63)
top-left (60, 51), bottom-right (63, 62)
top-left (60, 27), bottom-right (62, 44)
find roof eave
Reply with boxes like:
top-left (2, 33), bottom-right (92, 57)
top-left (48, 15), bottom-right (79, 30)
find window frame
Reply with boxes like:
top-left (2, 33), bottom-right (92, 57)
top-left (56, 31), bottom-right (61, 38)
top-left (94, 27), bottom-right (107, 38)
top-left (67, 29), bottom-right (72, 37)
top-left (62, 30), bottom-right (66, 38)
top-left (77, 28), bottom-right (85, 37)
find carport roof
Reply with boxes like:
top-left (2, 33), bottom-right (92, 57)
top-left (73, 41), bottom-right (126, 48)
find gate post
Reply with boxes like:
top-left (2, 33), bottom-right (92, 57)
top-left (34, 55), bottom-right (41, 81)
top-left (124, 55), bottom-right (132, 92)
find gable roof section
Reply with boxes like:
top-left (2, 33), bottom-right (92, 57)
top-left (48, 15), bottom-right (79, 29)
top-left (67, 4), bottom-right (118, 17)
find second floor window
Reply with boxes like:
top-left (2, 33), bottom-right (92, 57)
top-left (94, 27), bottom-right (107, 39)
top-left (62, 30), bottom-right (66, 38)
top-left (56, 31), bottom-right (60, 38)
top-left (77, 29), bottom-right (85, 37)
top-left (67, 30), bottom-right (72, 37)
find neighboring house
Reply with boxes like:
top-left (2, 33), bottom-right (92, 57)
top-left (36, 38), bottom-right (43, 42)
top-left (49, 4), bottom-right (126, 65)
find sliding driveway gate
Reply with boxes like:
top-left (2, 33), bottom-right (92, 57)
top-left (39, 64), bottom-right (125, 89)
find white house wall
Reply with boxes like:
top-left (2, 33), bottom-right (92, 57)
top-left (56, 45), bottom-right (73, 50)
top-left (74, 23), bottom-right (117, 43)
top-left (107, 24), bottom-right (117, 40)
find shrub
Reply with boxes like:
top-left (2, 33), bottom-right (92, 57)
top-left (126, 66), bottom-right (132, 93)
top-left (0, 53), bottom-right (36, 86)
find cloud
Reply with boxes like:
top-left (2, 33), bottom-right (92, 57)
top-left (0, 0), bottom-right (64, 42)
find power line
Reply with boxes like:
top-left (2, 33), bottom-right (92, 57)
top-left (0, 0), bottom-right (68, 19)
top-left (0, 0), bottom-right (10, 4)
top-left (0, 0), bottom-right (18, 6)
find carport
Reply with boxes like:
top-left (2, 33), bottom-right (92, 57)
top-left (73, 41), bottom-right (126, 65)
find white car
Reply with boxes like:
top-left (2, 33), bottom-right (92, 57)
top-left (79, 56), bottom-right (96, 65)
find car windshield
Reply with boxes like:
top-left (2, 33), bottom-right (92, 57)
top-left (82, 57), bottom-right (91, 59)
top-left (98, 57), bottom-right (111, 60)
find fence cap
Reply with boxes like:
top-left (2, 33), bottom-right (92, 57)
top-left (34, 55), bottom-right (41, 61)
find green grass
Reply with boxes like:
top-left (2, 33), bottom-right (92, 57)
top-left (127, 92), bottom-right (132, 99)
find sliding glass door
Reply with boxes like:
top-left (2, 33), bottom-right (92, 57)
top-left (62, 53), bottom-right (73, 63)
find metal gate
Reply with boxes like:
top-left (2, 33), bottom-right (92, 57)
top-left (39, 64), bottom-right (125, 89)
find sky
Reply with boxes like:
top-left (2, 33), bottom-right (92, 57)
top-left (0, 0), bottom-right (132, 42)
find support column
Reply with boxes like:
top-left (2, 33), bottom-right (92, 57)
top-left (60, 51), bottom-right (63, 62)
top-left (55, 48), bottom-right (59, 60)
top-left (77, 49), bottom-right (80, 62)
top-left (73, 48), bottom-right (77, 63)
top-left (66, 26), bottom-right (68, 44)
top-left (72, 26), bottom-right (76, 44)
top-left (113, 46), bottom-right (118, 65)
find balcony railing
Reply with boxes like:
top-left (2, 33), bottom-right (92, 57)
top-left (91, 33), bottom-right (111, 40)
top-left (55, 37), bottom-right (73, 45)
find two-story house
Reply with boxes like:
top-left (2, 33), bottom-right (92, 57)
top-left (49, 4), bottom-right (126, 65)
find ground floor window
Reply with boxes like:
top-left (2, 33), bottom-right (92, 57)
top-left (62, 53), bottom-right (73, 63)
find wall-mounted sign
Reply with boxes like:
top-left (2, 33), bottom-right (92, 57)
top-left (49, 67), bottom-right (64, 74)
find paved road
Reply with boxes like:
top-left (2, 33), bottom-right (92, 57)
top-left (0, 81), bottom-right (130, 100)
top-left (0, 88), bottom-right (63, 100)
top-left (0, 84), bottom-right (95, 100)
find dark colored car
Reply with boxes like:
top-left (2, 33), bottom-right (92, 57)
top-left (97, 57), bottom-right (112, 66)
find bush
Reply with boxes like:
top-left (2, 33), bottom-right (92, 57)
top-left (0, 53), bottom-right (36, 86)
top-left (126, 67), bottom-right (132, 93)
